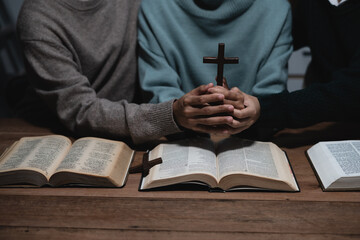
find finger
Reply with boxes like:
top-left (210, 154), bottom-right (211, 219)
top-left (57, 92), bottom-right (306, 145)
top-left (230, 86), bottom-right (243, 93)
top-left (184, 93), bottom-right (224, 106)
top-left (231, 108), bottom-right (255, 120)
top-left (222, 77), bottom-right (229, 90)
top-left (194, 104), bottom-right (234, 117)
top-left (226, 117), bottom-right (252, 129)
top-left (208, 87), bottom-right (244, 102)
top-left (207, 86), bottom-right (228, 95)
top-left (190, 83), bottom-right (214, 95)
top-left (228, 87), bottom-right (244, 100)
top-left (210, 88), bottom-right (244, 109)
top-left (189, 115), bottom-right (234, 126)
top-left (183, 104), bottom-right (234, 118)
top-left (223, 98), bottom-right (245, 109)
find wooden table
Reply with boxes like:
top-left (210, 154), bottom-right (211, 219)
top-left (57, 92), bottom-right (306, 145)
top-left (0, 118), bottom-right (359, 240)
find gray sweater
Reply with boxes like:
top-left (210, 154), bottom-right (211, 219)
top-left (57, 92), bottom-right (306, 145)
top-left (16, 0), bottom-right (181, 144)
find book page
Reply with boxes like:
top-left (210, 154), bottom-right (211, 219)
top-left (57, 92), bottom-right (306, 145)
top-left (149, 138), bottom-right (217, 180)
top-left (54, 137), bottom-right (123, 176)
top-left (307, 140), bottom-right (360, 190)
top-left (0, 135), bottom-right (71, 179)
top-left (0, 141), bottom-right (18, 159)
top-left (324, 141), bottom-right (360, 176)
top-left (217, 138), bottom-right (279, 180)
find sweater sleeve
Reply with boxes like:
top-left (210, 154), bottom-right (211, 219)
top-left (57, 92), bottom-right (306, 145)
top-left (252, 7), bottom-right (293, 96)
top-left (137, 5), bottom-right (186, 103)
top-left (258, 66), bottom-right (360, 128)
top-left (291, 0), bottom-right (309, 50)
top-left (22, 40), bottom-right (181, 144)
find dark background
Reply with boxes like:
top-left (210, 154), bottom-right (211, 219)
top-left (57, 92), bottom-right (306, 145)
top-left (0, 0), bottom-right (24, 118)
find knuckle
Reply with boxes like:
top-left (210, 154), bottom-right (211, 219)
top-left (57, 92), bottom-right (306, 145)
top-left (198, 95), bottom-right (207, 104)
top-left (183, 97), bottom-right (191, 105)
top-left (199, 118), bottom-right (210, 124)
top-left (202, 107), bottom-right (211, 115)
top-left (221, 105), bottom-right (231, 112)
top-left (183, 108), bottom-right (192, 117)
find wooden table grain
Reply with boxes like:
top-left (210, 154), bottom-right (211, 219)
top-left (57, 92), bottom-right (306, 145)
top-left (0, 118), bottom-right (359, 240)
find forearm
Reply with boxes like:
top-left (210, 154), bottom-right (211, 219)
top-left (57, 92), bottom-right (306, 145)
top-left (38, 87), bottom-right (181, 144)
top-left (32, 79), bottom-right (181, 144)
top-left (258, 76), bottom-right (360, 128)
top-left (124, 100), bottom-right (182, 144)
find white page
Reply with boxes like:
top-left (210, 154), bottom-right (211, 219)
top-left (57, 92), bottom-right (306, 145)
top-left (0, 136), bottom-right (71, 177)
top-left (55, 138), bottom-right (121, 176)
top-left (150, 138), bottom-right (217, 180)
top-left (308, 140), bottom-right (360, 189)
top-left (324, 141), bottom-right (360, 176)
top-left (217, 139), bottom-right (278, 180)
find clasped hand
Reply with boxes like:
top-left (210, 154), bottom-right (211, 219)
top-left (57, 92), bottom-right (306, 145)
top-left (173, 82), bottom-right (260, 135)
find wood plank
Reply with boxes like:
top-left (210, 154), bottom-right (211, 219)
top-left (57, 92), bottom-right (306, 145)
top-left (0, 227), bottom-right (358, 240)
top-left (0, 195), bottom-right (359, 235)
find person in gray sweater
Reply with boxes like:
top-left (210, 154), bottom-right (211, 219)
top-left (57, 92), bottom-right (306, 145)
top-left (15, 0), bottom-right (240, 144)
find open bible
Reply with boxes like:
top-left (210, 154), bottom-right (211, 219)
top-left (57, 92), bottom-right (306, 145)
top-left (307, 140), bottom-right (360, 191)
top-left (140, 137), bottom-right (299, 192)
top-left (0, 135), bottom-right (134, 187)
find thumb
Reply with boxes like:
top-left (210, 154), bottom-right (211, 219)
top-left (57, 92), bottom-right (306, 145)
top-left (222, 77), bottom-right (229, 90)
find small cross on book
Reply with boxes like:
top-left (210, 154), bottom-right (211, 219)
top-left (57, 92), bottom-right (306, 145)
top-left (129, 151), bottom-right (162, 177)
top-left (203, 43), bottom-right (239, 86)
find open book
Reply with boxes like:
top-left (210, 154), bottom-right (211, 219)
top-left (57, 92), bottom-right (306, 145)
top-left (140, 137), bottom-right (299, 192)
top-left (0, 135), bottom-right (134, 187)
top-left (307, 140), bottom-right (360, 191)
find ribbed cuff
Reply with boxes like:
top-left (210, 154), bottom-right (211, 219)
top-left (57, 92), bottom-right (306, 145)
top-left (152, 100), bottom-right (182, 134)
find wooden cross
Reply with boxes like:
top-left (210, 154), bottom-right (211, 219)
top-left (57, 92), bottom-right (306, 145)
top-left (203, 43), bottom-right (239, 86)
top-left (129, 151), bottom-right (162, 177)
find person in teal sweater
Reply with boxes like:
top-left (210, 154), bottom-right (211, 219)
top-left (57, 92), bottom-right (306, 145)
top-left (138, 0), bottom-right (293, 106)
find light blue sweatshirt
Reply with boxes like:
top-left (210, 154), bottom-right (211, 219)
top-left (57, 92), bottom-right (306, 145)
top-left (138, 0), bottom-right (292, 103)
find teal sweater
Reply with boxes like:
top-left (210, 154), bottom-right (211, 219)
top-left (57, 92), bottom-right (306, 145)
top-left (138, 0), bottom-right (293, 103)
